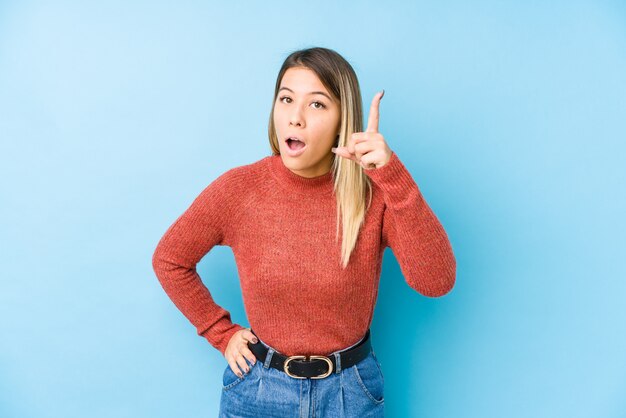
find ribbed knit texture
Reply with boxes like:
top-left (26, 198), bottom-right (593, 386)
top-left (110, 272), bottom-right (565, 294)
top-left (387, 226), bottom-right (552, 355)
top-left (152, 151), bottom-right (456, 357)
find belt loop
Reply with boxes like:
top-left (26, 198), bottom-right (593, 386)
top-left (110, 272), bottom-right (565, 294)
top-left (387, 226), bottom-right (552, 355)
top-left (264, 347), bottom-right (275, 369)
top-left (333, 352), bottom-right (342, 374)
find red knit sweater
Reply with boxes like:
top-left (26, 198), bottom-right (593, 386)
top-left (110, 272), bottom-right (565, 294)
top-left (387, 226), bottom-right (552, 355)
top-left (152, 151), bottom-right (456, 357)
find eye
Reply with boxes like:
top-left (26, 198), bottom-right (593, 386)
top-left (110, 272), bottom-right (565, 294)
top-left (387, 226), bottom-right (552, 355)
top-left (278, 96), bottom-right (326, 109)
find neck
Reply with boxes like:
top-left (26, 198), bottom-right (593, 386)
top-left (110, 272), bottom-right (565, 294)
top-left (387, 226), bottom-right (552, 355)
top-left (269, 154), bottom-right (335, 196)
top-left (287, 153), bottom-right (334, 178)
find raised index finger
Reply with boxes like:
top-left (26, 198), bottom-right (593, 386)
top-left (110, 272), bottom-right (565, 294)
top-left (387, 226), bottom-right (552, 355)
top-left (366, 90), bottom-right (384, 133)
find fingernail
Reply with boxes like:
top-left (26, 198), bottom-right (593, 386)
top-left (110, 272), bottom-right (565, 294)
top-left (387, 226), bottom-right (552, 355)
top-left (237, 372), bottom-right (243, 378)
top-left (252, 338), bottom-right (258, 343)
top-left (380, 89), bottom-right (385, 99)
top-left (331, 147), bottom-right (337, 152)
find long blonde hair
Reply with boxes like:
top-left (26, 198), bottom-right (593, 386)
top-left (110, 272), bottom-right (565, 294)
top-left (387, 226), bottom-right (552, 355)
top-left (267, 47), bottom-right (373, 269)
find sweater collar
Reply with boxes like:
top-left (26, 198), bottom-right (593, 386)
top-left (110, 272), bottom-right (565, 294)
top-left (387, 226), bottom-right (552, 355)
top-left (268, 154), bottom-right (335, 196)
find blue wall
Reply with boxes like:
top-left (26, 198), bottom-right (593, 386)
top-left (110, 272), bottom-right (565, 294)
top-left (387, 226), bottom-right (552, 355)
top-left (1, 1), bottom-right (624, 417)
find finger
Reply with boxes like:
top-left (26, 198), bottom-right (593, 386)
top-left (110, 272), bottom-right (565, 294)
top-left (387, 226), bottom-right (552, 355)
top-left (359, 153), bottom-right (378, 170)
top-left (241, 347), bottom-right (258, 367)
top-left (351, 134), bottom-right (371, 162)
top-left (348, 132), bottom-right (364, 154)
top-left (352, 132), bottom-right (381, 144)
top-left (351, 132), bottom-right (369, 142)
top-left (242, 329), bottom-right (258, 345)
top-left (366, 90), bottom-right (384, 133)
top-left (332, 147), bottom-right (358, 163)
top-left (347, 137), bottom-right (356, 154)
top-left (235, 353), bottom-right (250, 374)
top-left (354, 136), bottom-right (379, 160)
top-left (227, 357), bottom-right (245, 378)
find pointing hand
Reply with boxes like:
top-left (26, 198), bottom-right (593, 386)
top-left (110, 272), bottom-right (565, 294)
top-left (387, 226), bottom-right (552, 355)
top-left (332, 90), bottom-right (392, 170)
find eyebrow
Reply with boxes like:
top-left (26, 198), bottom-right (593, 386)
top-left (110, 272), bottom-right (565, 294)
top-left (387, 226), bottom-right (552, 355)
top-left (278, 87), bottom-right (333, 102)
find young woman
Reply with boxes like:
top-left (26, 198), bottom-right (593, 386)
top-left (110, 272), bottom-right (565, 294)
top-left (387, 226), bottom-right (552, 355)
top-left (152, 47), bottom-right (456, 417)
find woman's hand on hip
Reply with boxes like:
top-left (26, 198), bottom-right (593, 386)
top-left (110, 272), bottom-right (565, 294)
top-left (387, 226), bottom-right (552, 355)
top-left (225, 328), bottom-right (258, 377)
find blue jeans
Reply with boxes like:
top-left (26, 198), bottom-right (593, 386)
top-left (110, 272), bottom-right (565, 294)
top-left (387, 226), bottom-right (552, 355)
top-left (219, 333), bottom-right (385, 417)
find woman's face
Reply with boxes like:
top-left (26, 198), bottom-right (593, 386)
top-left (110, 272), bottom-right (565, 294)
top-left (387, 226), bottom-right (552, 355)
top-left (273, 66), bottom-right (341, 178)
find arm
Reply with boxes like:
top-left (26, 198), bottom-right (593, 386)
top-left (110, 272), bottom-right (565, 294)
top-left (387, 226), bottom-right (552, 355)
top-left (151, 170), bottom-right (245, 356)
top-left (365, 151), bottom-right (457, 297)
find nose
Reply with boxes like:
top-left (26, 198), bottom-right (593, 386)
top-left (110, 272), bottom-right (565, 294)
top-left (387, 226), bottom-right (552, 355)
top-left (289, 106), bottom-right (305, 127)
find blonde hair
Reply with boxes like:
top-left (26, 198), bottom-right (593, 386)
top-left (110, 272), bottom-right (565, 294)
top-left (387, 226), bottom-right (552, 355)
top-left (267, 47), bottom-right (373, 269)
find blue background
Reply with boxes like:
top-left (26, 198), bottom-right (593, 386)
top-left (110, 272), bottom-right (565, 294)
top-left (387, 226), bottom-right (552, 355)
top-left (1, 1), bottom-right (625, 417)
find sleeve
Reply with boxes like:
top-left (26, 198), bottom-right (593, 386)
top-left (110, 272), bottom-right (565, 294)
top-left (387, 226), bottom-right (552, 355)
top-left (364, 151), bottom-right (457, 297)
top-left (151, 169), bottom-right (246, 356)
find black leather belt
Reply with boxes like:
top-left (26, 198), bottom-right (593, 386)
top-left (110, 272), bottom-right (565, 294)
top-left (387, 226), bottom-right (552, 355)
top-left (247, 329), bottom-right (371, 379)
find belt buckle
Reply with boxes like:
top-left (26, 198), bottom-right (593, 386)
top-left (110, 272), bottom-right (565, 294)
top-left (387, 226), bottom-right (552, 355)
top-left (284, 355), bottom-right (334, 379)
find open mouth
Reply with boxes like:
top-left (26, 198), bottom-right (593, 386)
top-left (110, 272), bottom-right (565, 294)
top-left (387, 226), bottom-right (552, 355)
top-left (286, 137), bottom-right (306, 151)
